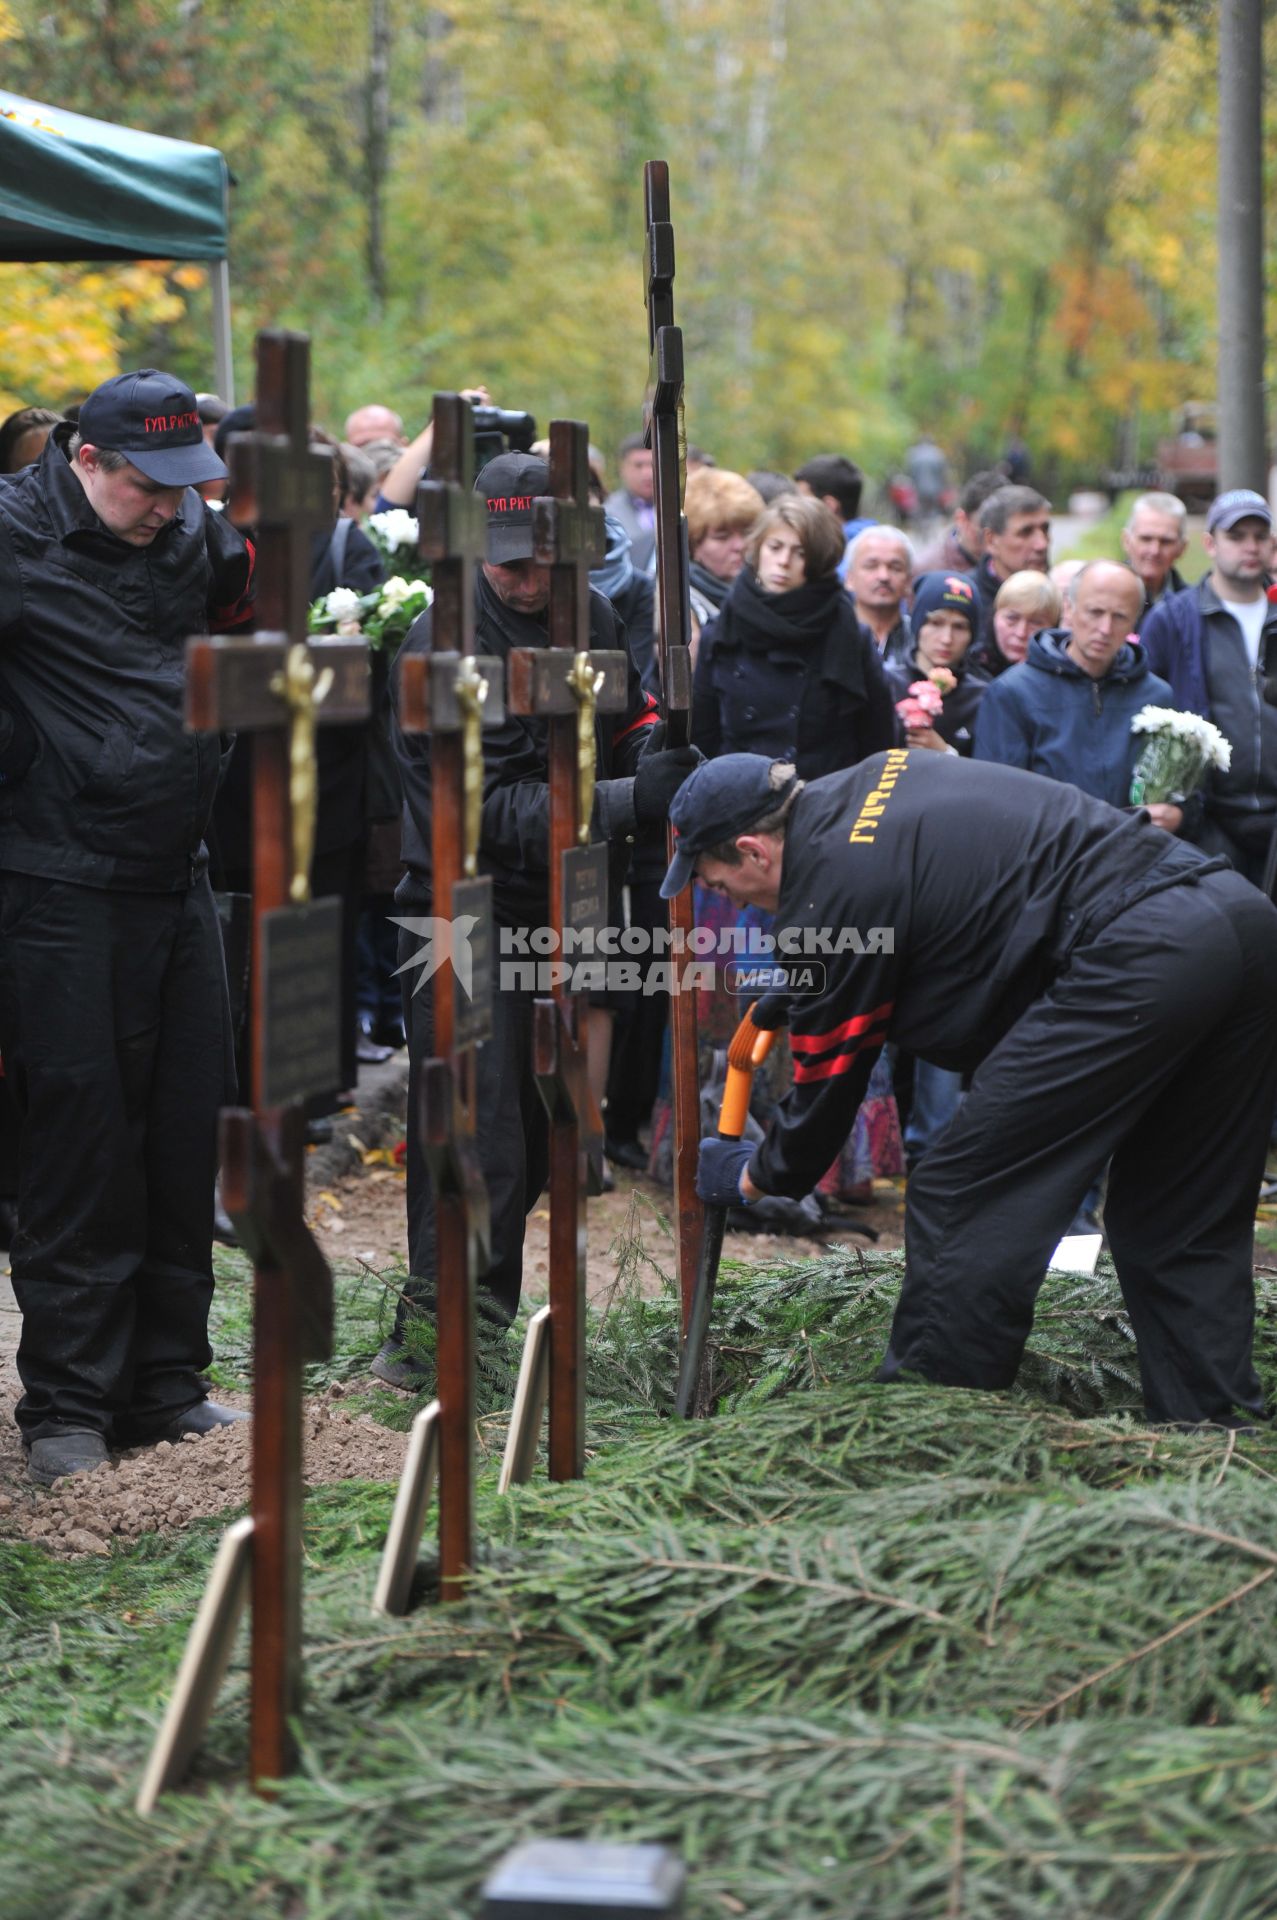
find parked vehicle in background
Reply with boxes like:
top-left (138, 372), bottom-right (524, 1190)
top-left (1156, 403), bottom-right (1217, 510)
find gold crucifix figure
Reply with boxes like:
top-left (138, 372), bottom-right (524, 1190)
top-left (271, 642), bottom-right (335, 902)
top-left (567, 650), bottom-right (605, 845)
top-left (453, 654), bottom-right (490, 879)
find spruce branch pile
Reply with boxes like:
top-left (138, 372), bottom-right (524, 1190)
top-left (3, 1250), bottom-right (1277, 1919)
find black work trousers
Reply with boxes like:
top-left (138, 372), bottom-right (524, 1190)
top-left (883, 869), bottom-right (1277, 1425)
top-left (398, 916), bottom-right (548, 1332)
top-left (0, 873), bottom-right (233, 1443)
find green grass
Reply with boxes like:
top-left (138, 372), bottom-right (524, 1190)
top-left (4, 1249), bottom-right (1277, 1918)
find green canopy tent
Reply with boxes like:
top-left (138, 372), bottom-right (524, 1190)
top-left (0, 89), bottom-right (235, 401)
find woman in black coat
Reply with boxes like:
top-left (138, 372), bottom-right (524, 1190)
top-left (686, 493), bottom-right (902, 1209)
top-left (692, 493), bottom-right (895, 775)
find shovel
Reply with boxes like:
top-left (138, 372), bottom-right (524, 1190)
top-left (674, 1001), bottom-right (778, 1417)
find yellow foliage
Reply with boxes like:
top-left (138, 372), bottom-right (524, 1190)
top-left (0, 262), bottom-right (186, 410)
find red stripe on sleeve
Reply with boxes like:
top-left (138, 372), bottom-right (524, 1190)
top-left (792, 1019), bottom-right (891, 1084)
top-left (789, 1000), bottom-right (894, 1055)
top-left (612, 695), bottom-right (660, 745)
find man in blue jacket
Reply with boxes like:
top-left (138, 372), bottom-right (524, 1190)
top-left (974, 560), bottom-right (1187, 833)
top-left (1141, 490), bottom-right (1277, 883)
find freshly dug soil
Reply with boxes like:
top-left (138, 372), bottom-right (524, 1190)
top-left (0, 1382), bottom-right (406, 1559)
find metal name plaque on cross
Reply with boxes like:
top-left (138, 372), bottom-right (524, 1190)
top-left (259, 897), bottom-right (343, 1107)
top-left (451, 876), bottom-right (494, 1049)
top-left (562, 845), bottom-right (609, 949)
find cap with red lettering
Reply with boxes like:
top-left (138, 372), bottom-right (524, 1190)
top-left (78, 368), bottom-right (228, 486)
top-left (474, 451), bottom-right (548, 564)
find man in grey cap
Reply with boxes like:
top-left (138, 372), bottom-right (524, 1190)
top-left (1142, 488), bottom-right (1277, 881)
top-left (0, 368), bottom-right (254, 1483)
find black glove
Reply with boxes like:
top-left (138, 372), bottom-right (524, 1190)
top-left (633, 738), bottom-right (703, 825)
top-left (696, 1137), bottom-right (756, 1208)
top-left (751, 992), bottom-right (791, 1030)
top-left (0, 709), bottom-right (38, 786)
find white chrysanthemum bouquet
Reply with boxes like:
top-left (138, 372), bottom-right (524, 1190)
top-left (1128, 705), bottom-right (1231, 806)
top-left (366, 508), bottom-right (420, 567)
top-left (307, 575), bottom-right (433, 654)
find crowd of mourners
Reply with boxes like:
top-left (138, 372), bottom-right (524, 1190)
top-left (1, 376), bottom-right (1274, 1468)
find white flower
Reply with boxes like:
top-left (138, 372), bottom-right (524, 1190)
top-left (368, 509), bottom-right (419, 554)
top-left (380, 575), bottom-right (411, 609)
top-left (324, 586), bottom-right (363, 622)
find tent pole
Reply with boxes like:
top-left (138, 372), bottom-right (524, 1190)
top-left (211, 258), bottom-right (234, 404)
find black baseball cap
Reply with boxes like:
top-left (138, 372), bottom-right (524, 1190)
top-left (78, 368), bottom-right (228, 486)
top-left (474, 451), bottom-right (549, 564)
top-left (660, 754), bottom-right (800, 899)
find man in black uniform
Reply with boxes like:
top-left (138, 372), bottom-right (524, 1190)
top-left (0, 369), bottom-right (254, 1483)
top-left (665, 749), bottom-right (1277, 1426)
top-left (380, 450), bottom-right (697, 1384)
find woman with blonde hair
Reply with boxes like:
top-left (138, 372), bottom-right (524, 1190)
top-left (685, 467), bottom-right (765, 634)
top-left (973, 569), bottom-right (1063, 676)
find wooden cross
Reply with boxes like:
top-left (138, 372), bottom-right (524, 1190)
top-left (184, 330), bottom-right (369, 1789)
top-left (390, 392), bottom-right (505, 1599)
top-left (507, 419), bottom-right (627, 1480)
top-left (643, 159), bottom-right (704, 1331)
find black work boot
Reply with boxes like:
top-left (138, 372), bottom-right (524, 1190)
top-left (27, 1429), bottom-right (110, 1487)
top-left (163, 1400), bottom-right (249, 1440)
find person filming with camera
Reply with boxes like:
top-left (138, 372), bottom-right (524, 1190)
top-left (378, 448), bottom-right (699, 1387)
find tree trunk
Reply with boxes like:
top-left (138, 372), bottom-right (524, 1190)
top-left (1217, 0), bottom-right (1267, 493)
top-left (365, 0), bottom-right (391, 314)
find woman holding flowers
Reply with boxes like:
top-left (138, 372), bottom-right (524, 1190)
top-left (884, 572), bottom-right (989, 756)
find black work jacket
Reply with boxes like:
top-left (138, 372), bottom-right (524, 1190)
top-left (0, 426), bottom-right (253, 890)
top-left (393, 570), bottom-right (658, 927)
top-left (751, 751), bottom-right (1216, 1199)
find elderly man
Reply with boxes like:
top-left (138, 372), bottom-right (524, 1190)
top-left (0, 370), bottom-right (254, 1483)
top-left (966, 485), bottom-right (1052, 649)
top-left (975, 561), bottom-right (1184, 828)
top-left (667, 749), bottom-right (1277, 1427)
top-left (846, 525), bottom-right (914, 661)
top-left (1142, 489), bottom-right (1277, 882)
top-left (344, 403), bottom-right (407, 448)
top-left (1122, 491), bottom-right (1190, 634)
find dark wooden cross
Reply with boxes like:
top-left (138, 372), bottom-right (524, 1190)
top-left (184, 329), bottom-right (369, 1789)
top-left (643, 159), bottom-right (704, 1333)
top-left (394, 392), bottom-right (505, 1595)
top-left (507, 419), bottom-right (627, 1480)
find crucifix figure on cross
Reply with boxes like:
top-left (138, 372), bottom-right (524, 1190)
top-left (373, 393), bottom-right (506, 1611)
top-left (173, 329), bottom-right (369, 1793)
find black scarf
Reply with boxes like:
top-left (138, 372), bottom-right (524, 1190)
top-left (689, 559), bottom-right (732, 611)
top-left (712, 567), bottom-right (868, 696)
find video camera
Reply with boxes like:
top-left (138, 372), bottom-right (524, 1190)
top-left (471, 403), bottom-right (536, 469)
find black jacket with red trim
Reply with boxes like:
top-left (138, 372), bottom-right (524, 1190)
top-left (751, 749), bottom-right (1214, 1198)
top-left (0, 423), bottom-right (254, 890)
top-left (393, 567), bottom-right (659, 926)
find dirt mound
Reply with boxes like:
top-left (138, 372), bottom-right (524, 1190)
top-left (0, 1382), bottom-right (406, 1558)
